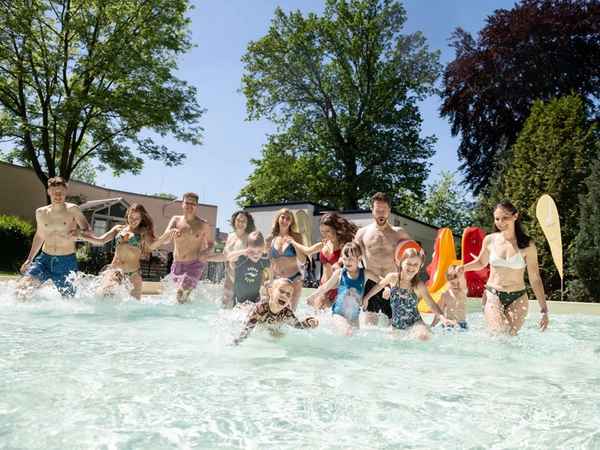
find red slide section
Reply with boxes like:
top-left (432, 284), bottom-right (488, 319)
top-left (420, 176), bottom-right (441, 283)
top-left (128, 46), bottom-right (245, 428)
top-left (461, 227), bottom-right (489, 297)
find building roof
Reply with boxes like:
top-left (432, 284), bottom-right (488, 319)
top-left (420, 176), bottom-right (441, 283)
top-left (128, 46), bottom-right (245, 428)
top-left (79, 197), bottom-right (129, 212)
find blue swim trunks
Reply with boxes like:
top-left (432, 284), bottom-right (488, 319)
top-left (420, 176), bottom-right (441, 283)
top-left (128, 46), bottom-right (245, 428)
top-left (23, 252), bottom-right (78, 297)
top-left (442, 322), bottom-right (468, 331)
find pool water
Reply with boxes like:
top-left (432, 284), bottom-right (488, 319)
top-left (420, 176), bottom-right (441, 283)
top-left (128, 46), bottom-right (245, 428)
top-left (1, 277), bottom-right (599, 449)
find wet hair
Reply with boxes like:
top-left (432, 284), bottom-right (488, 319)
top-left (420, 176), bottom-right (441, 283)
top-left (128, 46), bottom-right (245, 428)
top-left (491, 200), bottom-right (532, 249)
top-left (267, 208), bottom-right (299, 247)
top-left (341, 242), bottom-right (362, 259)
top-left (182, 192), bottom-right (199, 203)
top-left (445, 265), bottom-right (461, 281)
top-left (47, 177), bottom-right (68, 189)
top-left (370, 192), bottom-right (391, 208)
top-left (246, 231), bottom-right (265, 248)
top-left (397, 247), bottom-right (426, 292)
top-left (319, 212), bottom-right (358, 246)
top-left (230, 210), bottom-right (256, 233)
top-left (269, 277), bottom-right (295, 294)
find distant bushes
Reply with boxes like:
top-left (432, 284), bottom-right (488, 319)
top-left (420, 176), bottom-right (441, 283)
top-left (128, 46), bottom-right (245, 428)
top-left (0, 215), bottom-right (35, 273)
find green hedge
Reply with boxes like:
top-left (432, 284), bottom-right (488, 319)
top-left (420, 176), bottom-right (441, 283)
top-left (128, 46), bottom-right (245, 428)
top-left (0, 215), bottom-right (35, 273)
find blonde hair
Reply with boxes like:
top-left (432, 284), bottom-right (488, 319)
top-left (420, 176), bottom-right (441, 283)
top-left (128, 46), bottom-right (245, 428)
top-left (397, 247), bottom-right (425, 292)
top-left (267, 208), bottom-right (299, 247)
top-left (445, 265), bottom-right (460, 281)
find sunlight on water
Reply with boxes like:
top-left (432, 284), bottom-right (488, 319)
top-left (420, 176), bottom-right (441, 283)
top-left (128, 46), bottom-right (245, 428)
top-left (1, 274), bottom-right (599, 449)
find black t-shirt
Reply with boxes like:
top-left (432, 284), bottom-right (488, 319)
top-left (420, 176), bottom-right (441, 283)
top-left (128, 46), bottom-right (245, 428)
top-left (233, 255), bottom-right (270, 306)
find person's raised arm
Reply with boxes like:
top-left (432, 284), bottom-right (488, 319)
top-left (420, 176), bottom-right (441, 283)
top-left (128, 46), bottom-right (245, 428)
top-left (226, 248), bottom-right (247, 263)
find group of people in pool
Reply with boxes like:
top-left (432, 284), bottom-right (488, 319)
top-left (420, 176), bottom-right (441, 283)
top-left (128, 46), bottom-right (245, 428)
top-left (16, 177), bottom-right (215, 303)
top-left (16, 179), bottom-right (550, 344)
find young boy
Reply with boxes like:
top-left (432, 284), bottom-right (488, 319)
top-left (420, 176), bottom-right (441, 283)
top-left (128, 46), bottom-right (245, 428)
top-left (232, 277), bottom-right (319, 345)
top-left (431, 265), bottom-right (468, 330)
top-left (17, 177), bottom-right (93, 298)
top-left (226, 231), bottom-right (272, 307)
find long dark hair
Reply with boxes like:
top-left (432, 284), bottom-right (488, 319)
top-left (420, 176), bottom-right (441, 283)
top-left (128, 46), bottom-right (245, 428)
top-left (319, 212), bottom-right (358, 246)
top-left (492, 200), bottom-right (531, 249)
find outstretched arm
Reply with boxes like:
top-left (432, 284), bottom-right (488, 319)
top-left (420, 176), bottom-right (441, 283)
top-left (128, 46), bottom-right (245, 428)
top-left (362, 272), bottom-right (396, 310)
top-left (430, 294), bottom-right (447, 327)
top-left (459, 235), bottom-right (491, 275)
top-left (79, 225), bottom-right (123, 245)
top-left (305, 268), bottom-right (342, 305)
top-left (283, 235), bottom-right (324, 255)
top-left (416, 282), bottom-right (456, 328)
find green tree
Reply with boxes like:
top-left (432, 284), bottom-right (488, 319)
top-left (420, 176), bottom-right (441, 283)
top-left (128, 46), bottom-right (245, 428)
top-left (502, 95), bottom-right (598, 298)
top-left (441, 0), bottom-right (600, 193)
top-left (404, 171), bottom-right (475, 234)
top-left (153, 193), bottom-right (178, 200)
top-left (567, 152), bottom-right (600, 302)
top-left (239, 0), bottom-right (441, 210)
top-left (0, 215), bottom-right (35, 273)
top-left (0, 0), bottom-right (205, 193)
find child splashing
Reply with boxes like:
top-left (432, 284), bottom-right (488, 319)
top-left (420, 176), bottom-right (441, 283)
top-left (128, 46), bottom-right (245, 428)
top-left (362, 246), bottom-right (457, 340)
top-left (306, 242), bottom-right (381, 335)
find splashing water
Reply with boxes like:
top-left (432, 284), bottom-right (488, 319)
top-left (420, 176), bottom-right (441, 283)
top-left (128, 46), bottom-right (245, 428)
top-left (1, 274), bottom-right (599, 449)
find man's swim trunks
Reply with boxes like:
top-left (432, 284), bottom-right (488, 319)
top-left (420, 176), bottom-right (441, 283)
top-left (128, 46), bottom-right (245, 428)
top-left (170, 259), bottom-right (204, 289)
top-left (364, 279), bottom-right (392, 318)
top-left (23, 252), bottom-right (78, 297)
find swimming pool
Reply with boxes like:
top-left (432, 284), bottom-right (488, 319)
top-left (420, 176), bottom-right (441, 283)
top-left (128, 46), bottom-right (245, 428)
top-left (1, 278), bottom-right (599, 449)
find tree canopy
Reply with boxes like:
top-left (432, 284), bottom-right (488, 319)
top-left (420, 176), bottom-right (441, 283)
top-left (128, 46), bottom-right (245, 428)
top-left (402, 171), bottom-right (475, 234)
top-left (238, 0), bottom-right (441, 210)
top-left (440, 0), bottom-right (600, 193)
top-left (502, 94), bottom-right (598, 297)
top-left (567, 150), bottom-right (600, 303)
top-left (0, 0), bottom-right (205, 189)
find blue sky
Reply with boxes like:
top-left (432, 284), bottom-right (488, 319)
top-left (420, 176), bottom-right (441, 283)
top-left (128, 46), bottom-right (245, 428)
top-left (94, 0), bottom-right (518, 232)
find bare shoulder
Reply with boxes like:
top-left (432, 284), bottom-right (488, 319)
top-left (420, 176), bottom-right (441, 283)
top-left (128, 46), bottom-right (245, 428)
top-left (391, 226), bottom-right (409, 240)
top-left (65, 202), bottom-right (84, 215)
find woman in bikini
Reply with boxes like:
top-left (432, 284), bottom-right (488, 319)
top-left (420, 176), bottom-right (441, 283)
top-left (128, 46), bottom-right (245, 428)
top-left (81, 203), bottom-right (168, 299)
top-left (459, 200), bottom-right (549, 335)
top-left (207, 210), bottom-right (256, 307)
top-left (266, 208), bottom-right (306, 311)
top-left (283, 212), bottom-right (358, 312)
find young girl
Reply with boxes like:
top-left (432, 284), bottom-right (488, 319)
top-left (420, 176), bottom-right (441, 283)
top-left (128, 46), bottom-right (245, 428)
top-left (284, 212), bottom-right (358, 312)
top-left (80, 203), bottom-right (169, 299)
top-left (233, 277), bottom-right (319, 345)
top-left (362, 247), bottom-right (456, 340)
top-left (306, 242), bottom-right (381, 335)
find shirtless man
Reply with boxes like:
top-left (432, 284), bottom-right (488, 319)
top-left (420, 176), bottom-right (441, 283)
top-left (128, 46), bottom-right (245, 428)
top-left (17, 177), bottom-right (93, 298)
top-left (355, 192), bottom-right (410, 325)
top-left (162, 192), bottom-right (215, 303)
